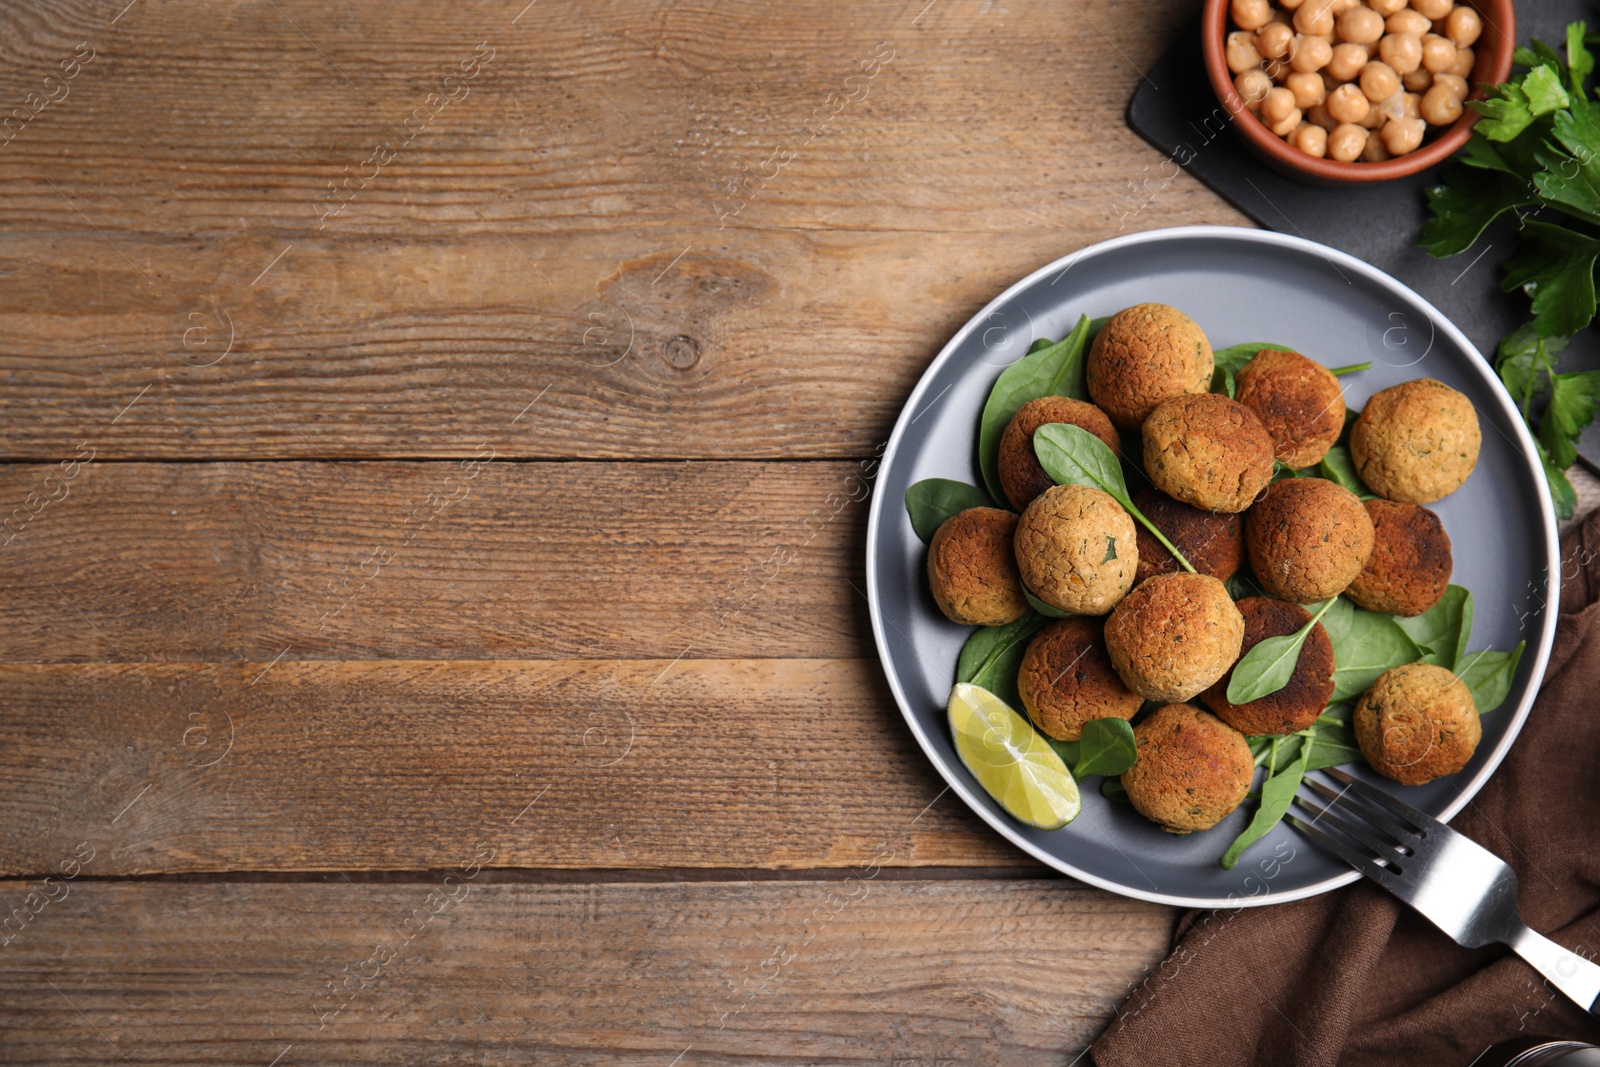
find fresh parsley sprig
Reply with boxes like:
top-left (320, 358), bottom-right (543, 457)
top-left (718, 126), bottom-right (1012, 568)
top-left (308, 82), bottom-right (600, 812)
top-left (1420, 21), bottom-right (1600, 517)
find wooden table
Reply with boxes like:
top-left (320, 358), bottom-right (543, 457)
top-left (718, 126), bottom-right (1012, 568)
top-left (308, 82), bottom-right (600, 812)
top-left (0, 0), bottom-right (1251, 1060)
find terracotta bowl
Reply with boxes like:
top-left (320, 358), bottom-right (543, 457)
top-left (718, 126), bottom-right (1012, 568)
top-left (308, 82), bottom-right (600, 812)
top-left (1200, 0), bottom-right (1515, 183)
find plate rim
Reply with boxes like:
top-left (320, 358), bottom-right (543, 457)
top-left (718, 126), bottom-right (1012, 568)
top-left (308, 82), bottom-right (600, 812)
top-left (864, 223), bottom-right (1561, 910)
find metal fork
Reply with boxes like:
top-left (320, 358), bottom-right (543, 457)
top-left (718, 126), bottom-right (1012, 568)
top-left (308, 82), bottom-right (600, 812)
top-left (1289, 767), bottom-right (1600, 1015)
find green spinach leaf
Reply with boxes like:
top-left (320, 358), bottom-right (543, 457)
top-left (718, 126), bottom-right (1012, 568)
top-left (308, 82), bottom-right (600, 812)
top-left (904, 478), bottom-right (994, 543)
top-left (1395, 585), bottom-right (1473, 671)
top-left (1222, 732), bottom-right (1312, 870)
top-left (1330, 608), bottom-right (1423, 703)
top-left (1032, 423), bottom-right (1197, 574)
top-left (1319, 445), bottom-right (1373, 499)
top-left (976, 315), bottom-right (1094, 503)
top-left (1226, 598), bottom-right (1336, 705)
top-left (956, 614), bottom-right (1048, 708)
top-left (1458, 642), bottom-right (1526, 713)
top-left (1024, 588), bottom-right (1076, 619)
top-left (1072, 717), bottom-right (1138, 779)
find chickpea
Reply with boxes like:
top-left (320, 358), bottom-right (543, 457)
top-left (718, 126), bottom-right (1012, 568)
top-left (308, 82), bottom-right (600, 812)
top-left (1269, 106), bottom-right (1304, 135)
top-left (1292, 123), bottom-right (1329, 156)
top-left (1306, 102), bottom-right (1339, 129)
top-left (1330, 0), bottom-right (1360, 13)
top-left (1290, 34), bottom-right (1333, 71)
top-left (1262, 86), bottom-right (1299, 123)
top-left (1277, 0), bottom-right (1306, 8)
top-left (1232, 0), bottom-right (1274, 31)
top-left (1359, 100), bottom-right (1389, 127)
top-left (1256, 21), bottom-right (1295, 58)
top-left (1361, 131), bottom-right (1393, 161)
top-left (1327, 42), bottom-right (1369, 80)
top-left (1420, 33), bottom-right (1457, 72)
top-left (1402, 91), bottom-right (1423, 118)
top-left (1236, 68), bottom-right (1275, 109)
top-left (1451, 45), bottom-right (1475, 78)
top-left (1326, 82), bottom-right (1372, 123)
top-left (1294, 0), bottom-right (1337, 36)
top-left (1432, 72), bottom-right (1468, 99)
top-left (1420, 82), bottom-right (1464, 124)
top-left (1386, 9), bottom-right (1432, 35)
top-left (1381, 115), bottom-right (1426, 154)
top-left (1410, 0), bottom-right (1453, 18)
top-left (1336, 5), bottom-right (1385, 44)
top-left (1265, 57), bottom-right (1292, 81)
top-left (1227, 31), bottom-right (1265, 74)
top-left (1379, 32), bottom-right (1423, 74)
top-left (1368, 0), bottom-right (1407, 13)
top-left (1402, 66), bottom-right (1434, 91)
top-left (1327, 122), bottom-right (1369, 160)
top-left (1287, 70), bottom-right (1328, 107)
top-left (1445, 6), bottom-right (1482, 47)
top-left (1360, 60), bottom-right (1402, 101)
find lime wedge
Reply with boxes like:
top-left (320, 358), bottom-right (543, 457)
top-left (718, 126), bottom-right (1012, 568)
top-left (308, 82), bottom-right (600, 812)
top-left (947, 682), bottom-right (1082, 830)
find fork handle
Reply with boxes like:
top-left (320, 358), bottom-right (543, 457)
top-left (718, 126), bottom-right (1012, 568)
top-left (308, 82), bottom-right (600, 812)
top-left (1512, 927), bottom-right (1600, 1015)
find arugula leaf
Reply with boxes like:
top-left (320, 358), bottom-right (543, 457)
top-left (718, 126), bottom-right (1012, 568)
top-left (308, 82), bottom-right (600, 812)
top-left (976, 315), bottom-right (1094, 503)
top-left (904, 478), bottom-right (994, 542)
top-left (1072, 718), bottom-right (1138, 779)
top-left (1221, 733), bottom-right (1312, 870)
top-left (1499, 219), bottom-right (1600, 338)
top-left (1458, 642), bottom-right (1527, 714)
top-left (1540, 369), bottom-right (1600, 468)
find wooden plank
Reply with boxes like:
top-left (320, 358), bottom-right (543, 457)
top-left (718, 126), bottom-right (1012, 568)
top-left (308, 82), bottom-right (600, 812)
top-left (0, 658), bottom-right (1033, 876)
top-left (0, 0), bottom-right (1243, 460)
top-left (0, 460), bottom-right (873, 663)
top-left (0, 878), bottom-right (1170, 1064)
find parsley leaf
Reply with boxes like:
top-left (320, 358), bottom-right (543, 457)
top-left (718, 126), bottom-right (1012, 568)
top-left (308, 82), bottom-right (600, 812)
top-left (1540, 369), bottom-right (1600, 468)
top-left (1499, 219), bottom-right (1600, 338)
top-left (1421, 167), bottom-right (1538, 257)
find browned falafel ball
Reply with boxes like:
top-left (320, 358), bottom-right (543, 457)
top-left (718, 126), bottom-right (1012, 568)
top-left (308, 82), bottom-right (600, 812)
top-left (1121, 704), bottom-right (1254, 833)
top-left (1103, 573), bottom-right (1245, 702)
top-left (1086, 304), bottom-right (1215, 430)
top-left (1354, 663), bottom-right (1481, 786)
top-left (1244, 478), bottom-right (1376, 603)
top-left (1350, 379), bottom-right (1482, 504)
top-left (1345, 500), bottom-right (1453, 617)
top-left (998, 396), bottom-right (1122, 512)
top-left (926, 507), bottom-right (1029, 626)
top-left (1235, 349), bottom-right (1345, 469)
top-left (1142, 393), bottom-right (1277, 513)
top-left (1017, 618), bottom-right (1142, 742)
top-left (1132, 488), bottom-right (1244, 585)
top-left (1014, 484), bottom-right (1138, 615)
top-left (1201, 597), bottom-right (1335, 736)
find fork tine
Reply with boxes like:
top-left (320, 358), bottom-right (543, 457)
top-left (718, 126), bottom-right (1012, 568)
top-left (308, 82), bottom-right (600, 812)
top-left (1292, 793), bottom-right (1408, 863)
top-left (1303, 777), bottom-right (1416, 847)
top-left (1287, 814), bottom-right (1402, 885)
top-left (1324, 767), bottom-right (1432, 830)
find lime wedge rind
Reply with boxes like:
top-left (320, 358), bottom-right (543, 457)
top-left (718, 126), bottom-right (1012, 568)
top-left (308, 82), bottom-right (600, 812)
top-left (947, 682), bottom-right (1082, 830)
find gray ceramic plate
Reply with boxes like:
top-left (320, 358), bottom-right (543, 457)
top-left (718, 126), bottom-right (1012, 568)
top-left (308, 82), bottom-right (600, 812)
top-left (865, 226), bottom-right (1561, 908)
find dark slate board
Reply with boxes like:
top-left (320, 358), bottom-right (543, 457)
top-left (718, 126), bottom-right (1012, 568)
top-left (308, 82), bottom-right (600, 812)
top-left (1127, 2), bottom-right (1600, 467)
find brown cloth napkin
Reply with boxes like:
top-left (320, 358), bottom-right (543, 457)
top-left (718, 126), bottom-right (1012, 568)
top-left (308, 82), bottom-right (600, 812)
top-left (1093, 510), bottom-right (1600, 1067)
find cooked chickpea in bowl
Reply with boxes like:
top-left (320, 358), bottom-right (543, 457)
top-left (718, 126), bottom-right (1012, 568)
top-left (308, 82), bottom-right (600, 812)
top-left (1226, 0), bottom-right (1483, 163)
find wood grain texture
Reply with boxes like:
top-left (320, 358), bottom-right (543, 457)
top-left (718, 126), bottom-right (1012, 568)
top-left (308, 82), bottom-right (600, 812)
top-left (0, 878), bottom-right (1169, 1065)
top-left (0, 0), bottom-right (1244, 461)
top-left (0, 658), bottom-right (1033, 876)
top-left (0, 460), bottom-right (876, 663)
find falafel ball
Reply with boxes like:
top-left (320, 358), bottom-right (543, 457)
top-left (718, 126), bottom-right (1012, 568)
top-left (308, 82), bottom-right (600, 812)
top-left (926, 507), bottom-right (1029, 626)
top-left (1014, 484), bottom-right (1138, 615)
top-left (1201, 597), bottom-right (1335, 735)
top-left (998, 396), bottom-right (1122, 512)
top-left (1350, 379), bottom-right (1482, 504)
top-left (1345, 499), bottom-right (1453, 617)
top-left (1234, 349), bottom-right (1345, 469)
top-left (1354, 663), bottom-right (1481, 786)
top-left (1143, 393), bottom-right (1277, 513)
top-left (1104, 572), bottom-right (1245, 702)
top-left (1017, 618), bottom-right (1143, 742)
top-left (1121, 704), bottom-right (1254, 833)
top-left (1244, 478), bottom-right (1375, 603)
top-left (1087, 304), bottom-right (1214, 430)
top-left (1131, 488), bottom-right (1244, 585)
